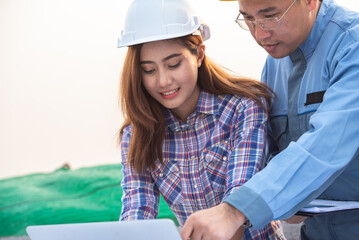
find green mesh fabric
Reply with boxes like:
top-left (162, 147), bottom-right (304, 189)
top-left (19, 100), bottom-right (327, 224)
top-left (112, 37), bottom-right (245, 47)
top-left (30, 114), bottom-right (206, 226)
top-left (0, 164), bottom-right (177, 237)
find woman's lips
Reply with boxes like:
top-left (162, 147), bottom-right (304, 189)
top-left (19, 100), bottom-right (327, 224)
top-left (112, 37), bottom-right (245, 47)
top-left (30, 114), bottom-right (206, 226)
top-left (160, 88), bottom-right (180, 99)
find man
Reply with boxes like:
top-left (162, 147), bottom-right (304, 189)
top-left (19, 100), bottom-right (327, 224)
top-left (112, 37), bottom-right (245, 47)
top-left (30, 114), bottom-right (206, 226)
top-left (180, 0), bottom-right (359, 239)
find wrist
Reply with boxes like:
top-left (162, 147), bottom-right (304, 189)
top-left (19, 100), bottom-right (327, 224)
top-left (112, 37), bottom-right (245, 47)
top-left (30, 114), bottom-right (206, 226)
top-left (222, 202), bottom-right (247, 226)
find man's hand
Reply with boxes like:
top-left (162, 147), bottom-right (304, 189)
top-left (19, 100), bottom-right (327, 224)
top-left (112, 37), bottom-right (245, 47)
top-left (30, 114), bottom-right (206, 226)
top-left (180, 203), bottom-right (246, 240)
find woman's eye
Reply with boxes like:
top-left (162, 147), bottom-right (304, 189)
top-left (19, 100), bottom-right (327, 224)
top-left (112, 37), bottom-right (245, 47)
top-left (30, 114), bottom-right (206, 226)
top-left (142, 69), bottom-right (155, 74)
top-left (168, 61), bottom-right (181, 69)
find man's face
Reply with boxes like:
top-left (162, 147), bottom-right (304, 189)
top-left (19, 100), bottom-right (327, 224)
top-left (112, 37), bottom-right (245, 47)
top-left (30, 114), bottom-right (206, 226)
top-left (239, 0), bottom-right (316, 58)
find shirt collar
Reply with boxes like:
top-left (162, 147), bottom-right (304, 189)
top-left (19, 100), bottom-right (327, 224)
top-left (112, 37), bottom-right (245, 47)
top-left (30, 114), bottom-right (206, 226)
top-left (297, 0), bottom-right (334, 60)
top-left (165, 90), bottom-right (219, 132)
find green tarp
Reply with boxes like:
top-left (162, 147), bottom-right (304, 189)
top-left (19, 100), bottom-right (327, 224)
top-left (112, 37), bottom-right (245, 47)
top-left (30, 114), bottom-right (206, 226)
top-left (0, 164), bottom-right (177, 237)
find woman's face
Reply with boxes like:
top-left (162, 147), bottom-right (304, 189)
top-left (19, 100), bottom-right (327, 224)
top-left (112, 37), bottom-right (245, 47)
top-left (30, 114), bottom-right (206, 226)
top-left (140, 39), bottom-right (204, 121)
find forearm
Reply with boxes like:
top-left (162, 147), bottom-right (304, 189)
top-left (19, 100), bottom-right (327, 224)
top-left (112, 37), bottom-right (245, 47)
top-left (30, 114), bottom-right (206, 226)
top-left (225, 138), bottom-right (357, 228)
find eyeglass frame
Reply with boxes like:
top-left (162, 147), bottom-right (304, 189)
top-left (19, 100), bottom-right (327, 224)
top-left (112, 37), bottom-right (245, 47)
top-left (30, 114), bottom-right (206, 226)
top-left (235, 0), bottom-right (297, 31)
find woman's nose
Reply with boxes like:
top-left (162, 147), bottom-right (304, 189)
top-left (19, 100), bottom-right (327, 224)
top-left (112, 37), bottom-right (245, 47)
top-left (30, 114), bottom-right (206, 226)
top-left (158, 71), bottom-right (172, 88)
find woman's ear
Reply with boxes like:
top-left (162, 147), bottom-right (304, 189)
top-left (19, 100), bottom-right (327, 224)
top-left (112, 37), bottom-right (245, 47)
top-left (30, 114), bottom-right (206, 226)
top-left (197, 44), bottom-right (205, 67)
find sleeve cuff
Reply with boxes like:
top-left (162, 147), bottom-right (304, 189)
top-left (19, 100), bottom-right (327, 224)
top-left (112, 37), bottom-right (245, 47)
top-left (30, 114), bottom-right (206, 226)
top-left (223, 186), bottom-right (273, 229)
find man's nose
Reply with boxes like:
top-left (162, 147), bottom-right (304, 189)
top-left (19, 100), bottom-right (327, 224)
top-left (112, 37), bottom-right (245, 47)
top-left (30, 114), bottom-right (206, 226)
top-left (253, 25), bottom-right (271, 41)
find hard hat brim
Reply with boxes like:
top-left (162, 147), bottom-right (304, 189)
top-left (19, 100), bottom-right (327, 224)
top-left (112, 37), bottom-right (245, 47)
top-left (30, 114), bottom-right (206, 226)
top-left (118, 22), bottom-right (210, 48)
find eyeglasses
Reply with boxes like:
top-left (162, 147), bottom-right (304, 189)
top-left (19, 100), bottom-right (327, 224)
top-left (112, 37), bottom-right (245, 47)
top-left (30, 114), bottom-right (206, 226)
top-left (235, 0), bottom-right (297, 31)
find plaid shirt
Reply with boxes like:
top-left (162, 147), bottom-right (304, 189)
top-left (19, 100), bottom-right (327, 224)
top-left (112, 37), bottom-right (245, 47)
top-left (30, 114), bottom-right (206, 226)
top-left (120, 91), bottom-right (284, 239)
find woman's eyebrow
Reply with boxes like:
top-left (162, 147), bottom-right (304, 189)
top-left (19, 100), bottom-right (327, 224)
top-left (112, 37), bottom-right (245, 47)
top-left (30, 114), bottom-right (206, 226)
top-left (140, 60), bottom-right (153, 65)
top-left (140, 53), bottom-right (182, 65)
top-left (163, 53), bottom-right (182, 62)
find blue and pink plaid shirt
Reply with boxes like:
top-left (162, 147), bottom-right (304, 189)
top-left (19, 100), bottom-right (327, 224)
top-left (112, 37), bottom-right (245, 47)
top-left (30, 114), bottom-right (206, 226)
top-left (120, 91), bottom-right (284, 239)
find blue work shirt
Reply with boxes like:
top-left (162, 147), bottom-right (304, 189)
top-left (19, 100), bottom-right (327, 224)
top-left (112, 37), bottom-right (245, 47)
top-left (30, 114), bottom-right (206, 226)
top-left (224, 0), bottom-right (359, 237)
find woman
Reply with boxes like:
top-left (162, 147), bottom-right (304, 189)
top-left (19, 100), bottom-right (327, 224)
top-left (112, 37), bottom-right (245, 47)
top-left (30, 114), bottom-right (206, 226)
top-left (118, 0), bottom-right (284, 239)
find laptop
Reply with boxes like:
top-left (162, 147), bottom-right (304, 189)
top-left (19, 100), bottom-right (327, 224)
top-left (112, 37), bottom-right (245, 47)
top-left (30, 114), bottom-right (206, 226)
top-left (26, 219), bottom-right (181, 240)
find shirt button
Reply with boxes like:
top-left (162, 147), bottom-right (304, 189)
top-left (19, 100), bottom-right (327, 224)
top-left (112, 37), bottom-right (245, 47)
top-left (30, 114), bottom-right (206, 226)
top-left (223, 156), bottom-right (227, 161)
top-left (194, 184), bottom-right (198, 189)
top-left (159, 173), bottom-right (164, 178)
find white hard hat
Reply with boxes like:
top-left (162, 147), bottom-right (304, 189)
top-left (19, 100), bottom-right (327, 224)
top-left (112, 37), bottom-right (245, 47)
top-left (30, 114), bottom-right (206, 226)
top-left (117, 0), bottom-right (210, 48)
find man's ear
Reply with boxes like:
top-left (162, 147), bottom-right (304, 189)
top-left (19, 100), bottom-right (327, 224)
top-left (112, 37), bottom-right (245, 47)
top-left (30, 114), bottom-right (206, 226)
top-left (197, 44), bottom-right (205, 67)
top-left (306, 0), bottom-right (319, 11)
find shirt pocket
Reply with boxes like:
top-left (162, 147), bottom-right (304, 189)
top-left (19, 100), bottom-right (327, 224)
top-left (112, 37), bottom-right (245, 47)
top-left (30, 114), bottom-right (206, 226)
top-left (202, 142), bottom-right (230, 193)
top-left (152, 163), bottom-right (184, 206)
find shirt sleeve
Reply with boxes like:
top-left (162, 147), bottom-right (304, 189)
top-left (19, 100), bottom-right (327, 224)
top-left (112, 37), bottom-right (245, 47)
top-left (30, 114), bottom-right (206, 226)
top-left (224, 42), bottom-right (359, 228)
top-left (119, 125), bottom-right (160, 221)
top-left (223, 98), bottom-right (268, 199)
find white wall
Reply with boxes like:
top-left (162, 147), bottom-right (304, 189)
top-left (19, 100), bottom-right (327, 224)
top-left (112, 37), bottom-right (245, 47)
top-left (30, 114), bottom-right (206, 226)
top-left (1, 0), bottom-right (358, 179)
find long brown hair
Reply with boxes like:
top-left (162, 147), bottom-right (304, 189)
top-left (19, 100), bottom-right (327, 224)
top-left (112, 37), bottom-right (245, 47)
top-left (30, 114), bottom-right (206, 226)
top-left (119, 35), bottom-right (273, 173)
